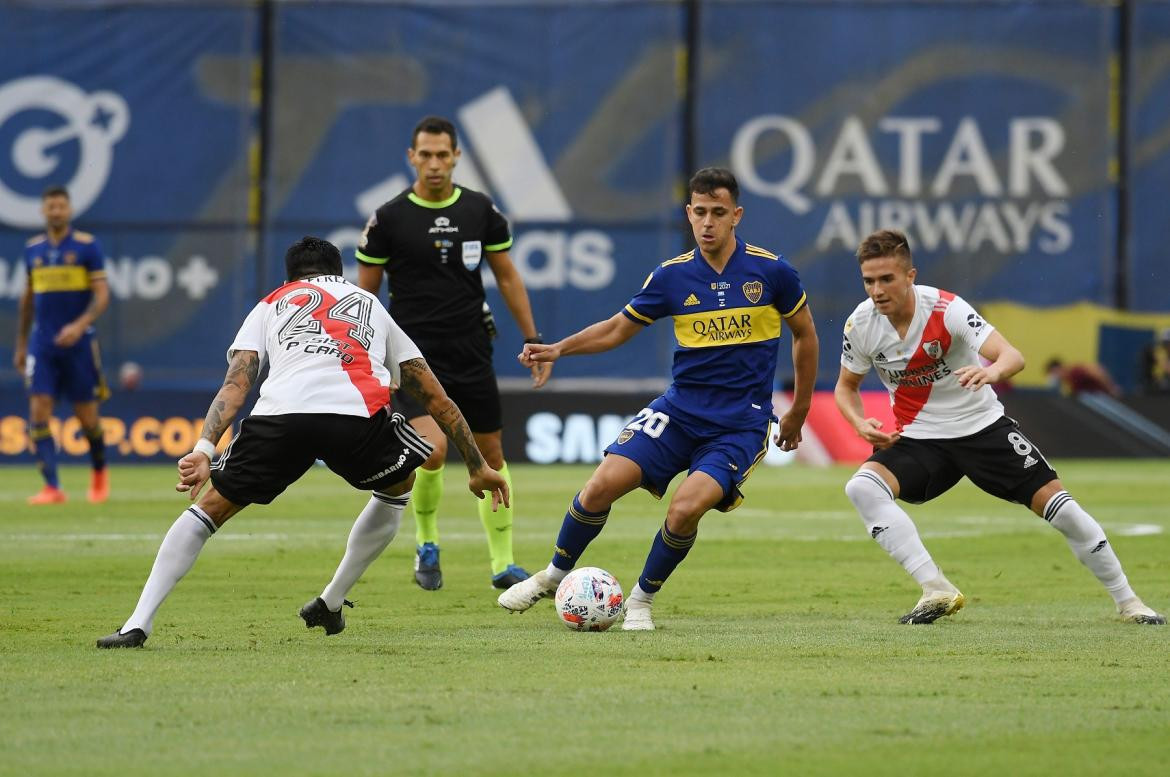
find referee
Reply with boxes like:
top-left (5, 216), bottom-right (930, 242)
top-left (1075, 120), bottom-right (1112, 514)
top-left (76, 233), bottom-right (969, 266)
top-left (357, 115), bottom-right (550, 591)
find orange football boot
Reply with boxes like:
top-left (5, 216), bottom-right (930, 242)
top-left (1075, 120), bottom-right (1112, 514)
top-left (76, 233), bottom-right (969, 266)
top-left (28, 485), bottom-right (67, 505)
top-left (88, 469), bottom-right (109, 504)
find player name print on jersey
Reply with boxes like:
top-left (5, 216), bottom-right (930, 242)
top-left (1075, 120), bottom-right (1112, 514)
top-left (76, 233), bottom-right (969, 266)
top-left (232, 276), bottom-right (421, 419)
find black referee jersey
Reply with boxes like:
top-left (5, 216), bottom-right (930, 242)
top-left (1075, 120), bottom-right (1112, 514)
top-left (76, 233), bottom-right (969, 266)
top-left (356, 186), bottom-right (513, 339)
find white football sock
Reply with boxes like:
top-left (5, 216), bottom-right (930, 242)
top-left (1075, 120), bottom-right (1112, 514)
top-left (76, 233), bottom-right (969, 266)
top-left (628, 583), bottom-right (655, 605)
top-left (121, 507), bottom-right (216, 635)
top-left (1044, 490), bottom-right (1135, 606)
top-left (845, 471), bottom-right (940, 586)
top-left (320, 492), bottom-right (407, 611)
top-left (544, 563), bottom-right (569, 584)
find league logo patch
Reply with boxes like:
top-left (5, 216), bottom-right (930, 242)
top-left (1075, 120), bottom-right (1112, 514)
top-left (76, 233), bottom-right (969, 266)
top-left (462, 240), bottom-right (482, 270)
top-left (923, 339), bottom-right (943, 359)
top-left (616, 429), bottom-right (635, 444)
top-left (742, 280), bottom-right (763, 304)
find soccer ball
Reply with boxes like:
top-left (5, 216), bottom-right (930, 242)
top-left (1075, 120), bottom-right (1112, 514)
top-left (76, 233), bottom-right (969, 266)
top-left (554, 567), bottom-right (624, 632)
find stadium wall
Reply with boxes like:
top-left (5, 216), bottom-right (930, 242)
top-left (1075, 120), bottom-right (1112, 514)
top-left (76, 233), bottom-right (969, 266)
top-left (2, 0), bottom-right (1168, 462)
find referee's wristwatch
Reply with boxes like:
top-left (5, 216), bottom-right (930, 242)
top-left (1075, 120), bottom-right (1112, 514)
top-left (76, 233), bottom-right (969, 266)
top-left (524, 335), bottom-right (544, 345)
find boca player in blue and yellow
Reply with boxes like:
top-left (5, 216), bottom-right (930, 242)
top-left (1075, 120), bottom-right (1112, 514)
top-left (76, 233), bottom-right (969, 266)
top-left (13, 186), bottom-right (111, 504)
top-left (498, 167), bottom-right (819, 630)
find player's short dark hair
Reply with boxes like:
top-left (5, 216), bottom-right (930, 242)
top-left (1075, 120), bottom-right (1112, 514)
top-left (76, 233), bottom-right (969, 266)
top-left (857, 229), bottom-right (914, 269)
top-left (412, 115), bottom-right (458, 149)
top-left (689, 167), bottom-right (739, 204)
top-left (285, 236), bottom-right (342, 281)
top-left (42, 185), bottom-right (69, 201)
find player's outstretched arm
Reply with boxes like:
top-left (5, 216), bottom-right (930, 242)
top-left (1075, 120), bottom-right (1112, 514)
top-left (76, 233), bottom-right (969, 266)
top-left (775, 305), bottom-right (819, 451)
top-left (834, 365), bottom-right (899, 449)
top-left (519, 312), bottom-right (641, 367)
top-left (398, 357), bottom-right (510, 509)
top-left (486, 250), bottom-right (551, 388)
top-left (178, 349), bottom-right (260, 500)
top-left (955, 331), bottom-right (1025, 391)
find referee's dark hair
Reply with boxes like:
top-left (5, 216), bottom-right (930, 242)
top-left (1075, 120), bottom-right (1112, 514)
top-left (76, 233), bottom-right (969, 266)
top-left (689, 167), bottom-right (739, 204)
top-left (412, 115), bottom-right (458, 149)
top-left (42, 184), bottom-right (69, 200)
top-left (285, 236), bottom-right (343, 281)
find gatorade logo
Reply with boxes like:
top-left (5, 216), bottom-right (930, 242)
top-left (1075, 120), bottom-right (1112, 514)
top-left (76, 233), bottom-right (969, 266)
top-left (0, 76), bottom-right (130, 228)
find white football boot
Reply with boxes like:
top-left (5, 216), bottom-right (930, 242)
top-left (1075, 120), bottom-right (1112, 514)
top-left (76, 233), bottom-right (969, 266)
top-left (900, 575), bottom-right (965, 624)
top-left (1118, 596), bottom-right (1166, 625)
top-left (497, 569), bottom-right (558, 612)
top-left (621, 598), bottom-right (655, 631)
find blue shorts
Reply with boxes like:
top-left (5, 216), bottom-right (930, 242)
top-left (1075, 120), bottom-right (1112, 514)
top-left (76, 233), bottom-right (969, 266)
top-left (25, 336), bottom-right (110, 403)
top-left (603, 396), bottom-right (771, 512)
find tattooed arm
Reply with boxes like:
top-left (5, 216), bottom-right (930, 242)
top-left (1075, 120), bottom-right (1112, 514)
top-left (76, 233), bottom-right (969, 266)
top-left (399, 357), bottom-right (484, 470)
top-left (176, 349), bottom-right (260, 500)
top-left (398, 357), bottom-right (510, 508)
top-left (199, 349), bottom-right (261, 446)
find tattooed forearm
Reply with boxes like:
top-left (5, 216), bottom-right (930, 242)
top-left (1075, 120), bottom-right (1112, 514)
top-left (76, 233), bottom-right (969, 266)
top-left (398, 358), bottom-right (431, 407)
top-left (200, 350), bottom-right (259, 444)
top-left (433, 400), bottom-right (485, 470)
top-left (398, 358), bottom-right (485, 470)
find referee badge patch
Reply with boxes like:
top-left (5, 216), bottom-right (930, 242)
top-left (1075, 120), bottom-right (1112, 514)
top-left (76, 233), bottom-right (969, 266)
top-left (462, 240), bottom-right (482, 270)
top-left (742, 280), bottom-right (763, 304)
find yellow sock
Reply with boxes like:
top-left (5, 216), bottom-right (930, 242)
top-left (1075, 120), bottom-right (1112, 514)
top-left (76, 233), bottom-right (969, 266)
top-left (412, 464), bottom-right (443, 546)
top-left (478, 462), bottom-right (514, 575)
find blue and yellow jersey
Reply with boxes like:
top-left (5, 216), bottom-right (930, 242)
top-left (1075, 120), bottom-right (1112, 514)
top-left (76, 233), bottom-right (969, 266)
top-left (621, 237), bottom-right (807, 430)
top-left (23, 229), bottom-right (106, 348)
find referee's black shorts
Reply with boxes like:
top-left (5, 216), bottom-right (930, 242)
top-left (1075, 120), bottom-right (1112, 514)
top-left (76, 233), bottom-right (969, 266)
top-left (394, 329), bottom-right (502, 433)
top-left (868, 416), bottom-right (1058, 506)
top-left (210, 409), bottom-right (433, 506)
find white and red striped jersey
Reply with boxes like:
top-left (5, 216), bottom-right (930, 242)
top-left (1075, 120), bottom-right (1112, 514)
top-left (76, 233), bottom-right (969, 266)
top-left (228, 275), bottom-right (422, 418)
top-left (841, 285), bottom-right (1002, 439)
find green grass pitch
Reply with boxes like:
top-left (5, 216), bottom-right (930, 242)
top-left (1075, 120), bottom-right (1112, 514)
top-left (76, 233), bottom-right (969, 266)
top-left (1, 460), bottom-right (1167, 776)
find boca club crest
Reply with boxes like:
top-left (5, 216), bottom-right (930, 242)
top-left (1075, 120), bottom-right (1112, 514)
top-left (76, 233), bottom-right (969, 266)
top-left (742, 280), bottom-right (763, 304)
top-left (922, 339), bottom-right (943, 359)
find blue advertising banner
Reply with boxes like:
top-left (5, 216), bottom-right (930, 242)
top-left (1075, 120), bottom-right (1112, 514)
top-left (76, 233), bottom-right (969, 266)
top-left (697, 0), bottom-right (1117, 380)
top-left (1, 0), bottom-right (1158, 458)
top-left (0, 3), bottom-right (256, 390)
top-left (268, 1), bottom-right (686, 380)
top-left (1128, 0), bottom-right (1170, 311)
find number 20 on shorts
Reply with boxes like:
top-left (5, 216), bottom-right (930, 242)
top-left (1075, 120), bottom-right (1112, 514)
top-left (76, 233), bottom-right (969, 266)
top-left (627, 407), bottom-right (670, 439)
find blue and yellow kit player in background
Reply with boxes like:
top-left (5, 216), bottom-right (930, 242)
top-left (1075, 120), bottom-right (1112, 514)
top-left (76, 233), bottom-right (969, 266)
top-left (13, 186), bottom-right (111, 505)
top-left (498, 167), bottom-right (819, 630)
